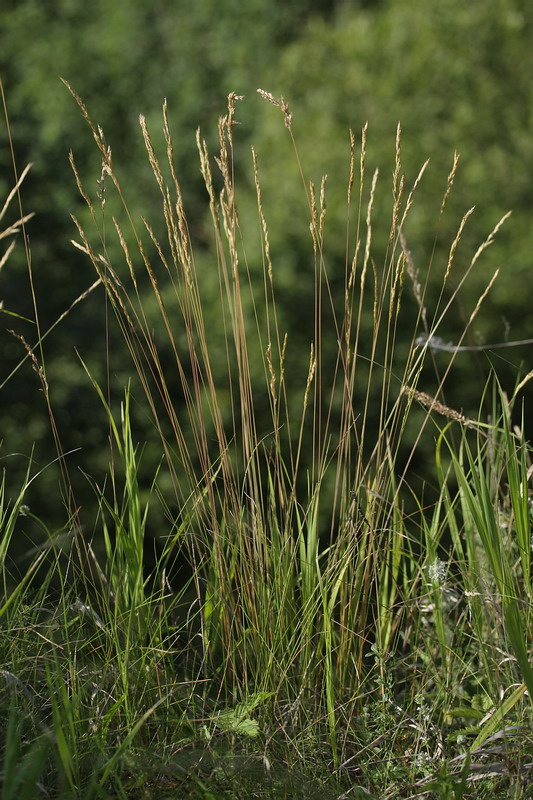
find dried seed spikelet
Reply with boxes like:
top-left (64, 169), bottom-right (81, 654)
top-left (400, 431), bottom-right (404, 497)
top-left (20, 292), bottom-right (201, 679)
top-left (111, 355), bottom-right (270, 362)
top-left (280, 96), bottom-right (292, 130)
top-left (163, 185), bottom-right (183, 276)
top-left (1, 162), bottom-right (32, 222)
top-left (470, 210), bottom-right (512, 270)
top-left (393, 122), bottom-right (402, 201)
top-left (71, 216), bottom-right (133, 328)
top-left (303, 342), bottom-right (316, 411)
top-left (402, 385), bottom-right (482, 432)
top-left (214, 109), bottom-right (240, 277)
top-left (113, 217), bottom-right (137, 290)
top-left (347, 129), bottom-right (355, 206)
top-left (257, 88), bottom-right (279, 106)
top-left (444, 206), bottom-right (475, 283)
top-left (360, 122), bottom-right (368, 187)
top-left (62, 79), bottom-right (107, 159)
top-left (0, 240), bottom-right (16, 271)
top-left (391, 123), bottom-right (404, 237)
top-left (257, 89), bottom-right (292, 130)
top-left (266, 342), bottom-right (277, 404)
top-left (139, 238), bottom-right (164, 309)
top-left (280, 333), bottom-right (287, 387)
top-left (196, 129), bottom-right (218, 223)
top-left (361, 168), bottom-right (379, 291)
top-left (398, 159), bottom-right (429, 230)
top-left (9, 330), bottom-right (48, 394)
top-left (143, 217), bottom-right (171, 276)
top-left (319, 174), bottom-right (327, 243)
top-left (441, 151), bottom-right (460, 214)
top-left (348, 123), bottom-right (368, 292)
top-left (389, 250), bottom-right (405, 321)
top-left (391, 173), bottom-right (405, 242)
top-left (49, 278), bottom-right (102, 332)
top-left (400, 231), bottom-right (427, 329)
top-left (309, 181), bottom-right (318, 256)
top-left (252, 147), bottom-right (273, 282)
top-left (69, 151), bottom-right (94, 213)
top-left (513, 369), bottom-right (533, 401)
top-left (96, 127), bottom-right (113, 203)
top-left (163, 99), bottom-right (193, 282)
top-left (141, 116), bottom-right (184, 282)
top-left (220, 191), bottom-right (239, 279)
top-left (216, 115), bottom-right (231, 197)
top-left (465, 269), bottom-right (499, 336)
top-left (226, 92), bottom-right (244, 149)
top-left (140, 114), bottom-right (164, 195)
top-left (0, 213), bottom-right (34, 243)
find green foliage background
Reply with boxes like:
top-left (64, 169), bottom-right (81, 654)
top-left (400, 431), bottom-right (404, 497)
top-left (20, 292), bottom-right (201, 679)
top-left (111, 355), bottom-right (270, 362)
top-left (1, 0), bottom-right (533, 539)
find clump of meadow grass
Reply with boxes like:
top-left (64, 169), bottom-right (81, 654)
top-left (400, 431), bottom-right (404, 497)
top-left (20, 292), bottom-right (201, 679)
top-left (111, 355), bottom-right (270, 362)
top-left (2, 82), bottom-right (533, 798)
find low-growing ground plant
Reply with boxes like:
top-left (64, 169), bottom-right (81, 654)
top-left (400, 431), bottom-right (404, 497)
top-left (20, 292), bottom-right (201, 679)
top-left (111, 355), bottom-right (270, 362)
top-left (2, 80), bottom-right (533, 798)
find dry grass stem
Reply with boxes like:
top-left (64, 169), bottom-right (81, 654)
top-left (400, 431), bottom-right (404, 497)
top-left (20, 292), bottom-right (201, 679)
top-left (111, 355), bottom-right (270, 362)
top-left (402, 384), bottom-right (483, 432)
top-left (441, 151), bottom-right (461, 213)
top-left (444, 206), bottom-right (475, 283)
top-left (0, 162), bottom-right (33, 220)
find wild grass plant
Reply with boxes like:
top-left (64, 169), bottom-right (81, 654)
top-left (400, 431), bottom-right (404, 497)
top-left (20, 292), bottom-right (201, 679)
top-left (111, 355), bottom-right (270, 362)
top-left (2, 83), bottom-right (533, 798)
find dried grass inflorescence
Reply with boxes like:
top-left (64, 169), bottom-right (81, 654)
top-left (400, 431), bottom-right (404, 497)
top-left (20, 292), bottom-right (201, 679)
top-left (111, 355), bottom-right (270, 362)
top-left (0, 163), bottom-right (35, 276)
top-left (402, 384), bottom-right (482, 432)
top-left (257, 88), bottom-right (293, 130)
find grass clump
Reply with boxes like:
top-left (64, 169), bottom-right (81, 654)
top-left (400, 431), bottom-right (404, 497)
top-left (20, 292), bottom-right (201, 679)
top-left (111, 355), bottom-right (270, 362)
top-left (2, 84), bottom-right (533, 798)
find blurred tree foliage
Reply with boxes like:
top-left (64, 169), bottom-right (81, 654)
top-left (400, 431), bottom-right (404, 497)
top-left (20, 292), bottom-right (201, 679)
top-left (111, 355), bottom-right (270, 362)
top-left (256, 0), bottom-right (533, 385)
top-left (0, 0), bottom-right (342, 535)
top-left (1, 0), bottom-right (533, 539)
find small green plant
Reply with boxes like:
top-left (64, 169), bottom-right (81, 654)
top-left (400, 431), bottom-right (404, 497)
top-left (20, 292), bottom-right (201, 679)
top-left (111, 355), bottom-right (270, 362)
top-left (0, 699), bottom-right (50, 800)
